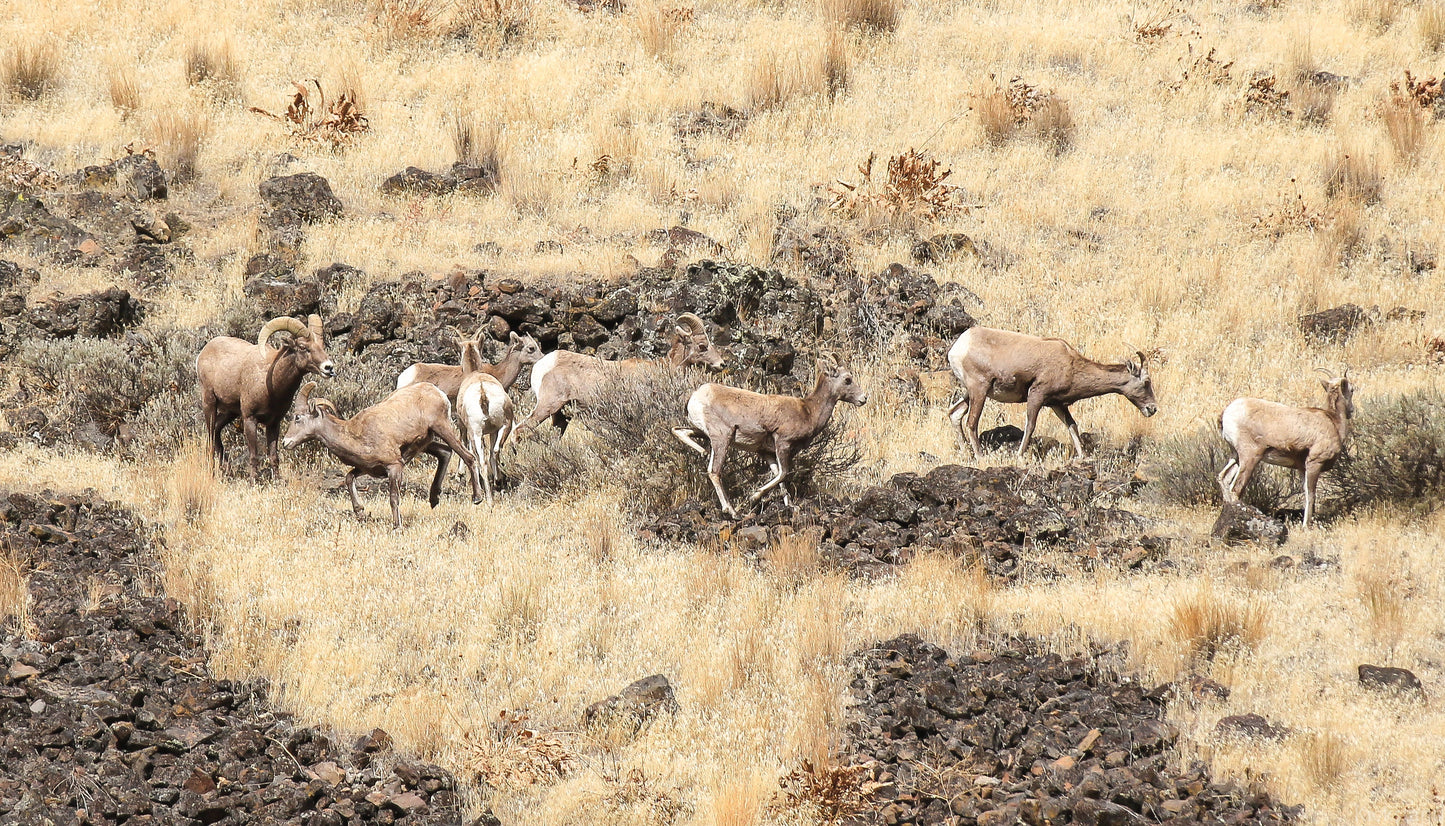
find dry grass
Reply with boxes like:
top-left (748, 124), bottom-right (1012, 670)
top-left (107, 66), bottom-right (140, 118)
top-left (1323, 147), bottom-right (1383, 205)
top-left (3, 44), bottom-right (58, 101)
top-left (1421, 4), bottom-right (1445, 51)
top-left (153, 111), bottom-right (210, 184)
top-left (1382, 96), bottom-right (1428, 166)
top-left (184, 40), bottom-right (240, 97)
top-left (1168, 580), bottom-right (1269, 664)
top-left (0, 547), bottom-right (29, 636)
top-left (169, 440), bottom-right (219, 527)
top-left (822, 0), bottom-right (902, 33)
top-left (633, 2), bottom-right (690, 61)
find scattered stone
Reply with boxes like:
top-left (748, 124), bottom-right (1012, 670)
top-left (1299, 303), bottom-right (1370, 344)
top-left (582, 674), bottom-right (679, 733)
top-left (1212, 501), bottom-right (1288, 545)
top-left (381, 167), bottom-right (457, 197)
top-left (911, 232), bottom-right (986, 264)
top-left (1358, 664), bottom-right (1425, 696)
top-left (260, 172), bottom-right (344, 228)
top-left (1215, 713), bottom-right (1290, 741)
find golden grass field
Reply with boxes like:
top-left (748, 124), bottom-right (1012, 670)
top-left (4, 0), bottom-right (1445, 822)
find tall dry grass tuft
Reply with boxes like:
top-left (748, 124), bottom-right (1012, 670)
top-left (154, 111), bottom-right (210, 183)
top-left (1168, 581), bottom-right (1268, 664)
top-left (822, 0), bottom-right (901, 34)
top-left (1382, 95), bottom-right (1428, 166)
top-left (1032, 96), bottom-right (1075, 153)
top-left (1298, 730), bottom-right (1352, 791)
top-left (633, 1), bottom-right (688, 60)
top-left (452, 0), bottom-right (531, 51)
top-left (451, 114), bottom-right (502, 177)
top-left (1421, 3), bottom-right (1445, 51)
top-left (1353, 565), bottom-right (1407, 650)
top-left (1291, 81), bottom-right (1336, 125)
top-left (3, 44), bottom-right (59, 101)
top-left (1323, 147), bottom-right (1382, 205)
top-left (580, 504), bottom-right (618, 566)
top-left (767, 527), bottom-right (823, 588)
top-left (169, 440), bottom-right (219, 528)
top-left (975, 88), bottom-right (1018, 146)
top-left (819, 27), bottom-right (850, 100)
top-left (748, 52), bottom-right (791, 112)
top-left (1348, 0), bottom-right (1400, 31)
top-left (0, 548), bottom-right (30, 635)
top-left (184, 41), bottom-right (239, 92)
top-left (108, 66), bottom-right (140, 117)
top-left (375, 0), bottom-right (448, 42)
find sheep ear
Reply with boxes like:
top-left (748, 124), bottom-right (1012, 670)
top-left (308, 314), bottom-right (323, 337)
top-left (509, 331), bottom-right (522, 346)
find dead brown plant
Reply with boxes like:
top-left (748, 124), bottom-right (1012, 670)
top-left (374, 0), bottom-right (448, 41)
top-left (3, 44), bottom-right (58, 101)
top-left (971, 76), bottom-right (1073, 151)
top-left (1250, 183), bottom-right (1321, 238)
top-left (827, 148), bottom-right (970, 225)
top-left (1323, 148), bottom-right (1382, 204)
top-left (0, 152), bottom-right (61, 191)
top-left (249, 81), bottom-right (370, 149)
top-left (1389, 70), bottom-right (1444, 115)
top-left (767, 758), bottom-right (868, 824)
top-left (453, 0), bottom-right (532, 50)
top-left (463, 709), bottom-right (578, 791)
top-left (1174, 46), bottom-right (1234, 88)
top-left (1130, 5), bottom-right (1186, 42)
top-left (1243, 71), bottom-right (1290, 117)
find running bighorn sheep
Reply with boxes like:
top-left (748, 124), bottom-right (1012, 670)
top-left (397, 330), bottom-right (544, 402)
top-left (672, 353), bottom-right (867, 518)
top-left (946, 326), bottom-right (1157, 459)
top-left (457, 343), bottom-right (515, 504)
top-left (1217, 369), bottom-right (1355, 529)
top-left (516, 313), bottom-right (724, 436)
top-left (281, 382), bottom-right (484, 528)
top-left (197, 314), bottom-right (336, 478)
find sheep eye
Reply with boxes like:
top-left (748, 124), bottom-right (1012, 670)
top-left (845, 377), bottom-right (853, 384)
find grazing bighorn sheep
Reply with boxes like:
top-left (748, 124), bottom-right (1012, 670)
top-left (946, 326), bottom-right (1157, 459)
top-left (516, 313), bottom-right (725, 436)
top-left (281, 382), bottom-right (484, 528)
top-left (397, 330), bottom-right (544, 402)
top-left (197, 314), bottom-right (336, 478)
top-left (672, 353), bottom-right (867, 518)
top-left (1217, 369), bottom-right (1355, 529)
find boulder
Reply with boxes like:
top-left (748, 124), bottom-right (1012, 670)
top-left (1211, 501), bottom-right (1288, 545)
top-left (1358, 664), bottom-right (1425, 696)
top-left (259, 173), bottom-right (344, 228)
top-left (581, 674), bottom-right (678, 732)
top-left (1299, 303), bottom-right (1371, 344)
top-left (1215, 713), bottom-right (1290, 741)
top-left (380, 167), bottom-right (456, 197)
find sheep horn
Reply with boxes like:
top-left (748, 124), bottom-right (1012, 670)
top-left (1314, 367), bottom-right (1336, 380)
top-left (1135, 349), bottom-right (1148, 366)
top-left (258, 316), bottom-right (308, 348)
top-left (298, 380), bottom-right (317, 410)
top-left (677, 313), bottom-right (707, 339)
top-left (308, 314), bottom-right (323, 338)
top-left (313, 399), bottom-right (338, 417)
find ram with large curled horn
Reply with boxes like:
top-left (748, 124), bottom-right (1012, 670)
top-left (197, 313), bottom-right (336, 478)
top-left (1217, 366), bottom-right (1355, 529)
top-left (515, 312), bottom-right (726, 437)
top-left (944, 326), bottom-right (1158, 459)
top-left (672, 350), bottom-right (868, 519)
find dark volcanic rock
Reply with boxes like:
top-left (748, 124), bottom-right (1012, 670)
top-left (0, 189), bottom-right (97, 259)
top-left (260, 173), bottom-right (344, 228)
top-left (581, 675), bottom-right (679, 733)
top-left (1215, 713), bottom-right (1290, 741)
top-left (1299, 303), bottom-right (1370, 344)
top-left (13, 286), bottom-right (143, 340)
top-left (1358, 664), bottom-right (1425, 697)
top-left (644, 463), bottom-right (1165, 581)
top-left (911, 232), bottom-right (992, 264)
top-left (0, 491), bottom-right (486, 825)
top-left (1212, 502), bottom-right (1288, 545)
top-left (381, 167), bottom-right (457, 197)
top-left (841, 635), bottom-right (1300, 826)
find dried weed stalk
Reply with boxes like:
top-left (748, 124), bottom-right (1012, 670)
top-left (249, 81), bottom-right (369, 149)
top-left (464, 710), bottom-right (577, 790)
top-left (1250, 183), bottom-right (1321, 238)
top-left (767, 759), bottom-right (867, 824)
top-left (828, 149), bottom-right (971, 225)
top-left (971, 76), bottom-right (1076, 152)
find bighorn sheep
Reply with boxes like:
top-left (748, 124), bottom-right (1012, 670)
top-left (197, 314), bottom-right (336, 478)
top-left (457, 368), bottom-right (514, 504)
top-left (672, 353), bottom-right (867, 518)
top-left (946, 326), bottom-right (1157, 459)
top-left (397, 330), bottom-right (544, 402)
top-left (516, 313), bottom-right (725, 436)
top-left (282, 381), bottom-right (484, 528)
top-left (1217, 369), bottom-right (1355, 529)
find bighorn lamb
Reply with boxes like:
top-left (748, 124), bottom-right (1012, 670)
top-left (457, 367), bottom-right (514, 504)
top-left (946, 326), bottom-right (1157, 458)
top-left (516, 313), bottom-right (725, 436)
top-left (197, 314), bottom-right (336, 478)
top-left (282, 381), bottom-right (484, 528)
top-left (672, 354), bottom-right (867, 518)
top-left (1217, 369), bottom-right (1355, 529)
top-left (397, 330), bottom-right (544, 402)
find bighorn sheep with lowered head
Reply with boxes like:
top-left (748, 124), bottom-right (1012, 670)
top-left (457, 339), bottom-right (515, 503)
top-left (946, 326), bottom-right (1157, 459)
top-left (516, 313), bottom-right (725, 436)
top-left (197, 314), bottom-right (336, 478)
top-left (1217, 368), bottom-right (1355, 529)
top-left (672, 353), bottom-right (867, 518)
top-left (397, 329), bottom-right (544, 402)
top-left (282, 381), bottom-right (484, 528)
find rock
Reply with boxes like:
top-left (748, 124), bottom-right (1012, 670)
top-left (110, 153), bottom-right (169, 201)
top-left (259, 173), bottom-right (344, 228)
top-left (772, 222), bottom-right (854, 281)
top-left (243, 273), bottom-right (323, 318)
top-left (0, 190), bottom-right (96, 258)
top-left (1211, 501), bottom-right (1288, 545)
top-left (380, 167), bottom-right (457, 197)
top-left (911, 232), bottom-right (982, 264)
top-left (1215, 713), bottom-right (1290, 741)
top-left (1358, 664), bottom-right (1425, 696)
top-left (1299, 303), bottom-right (1371, 344)
top-left (645, 226), bottom-right (724, 254)
top-left (582, 674), bottom-right (679, 732)
top-left (449, 162), bottom-right (499, 194)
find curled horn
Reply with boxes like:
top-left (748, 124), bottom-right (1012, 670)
top-left (818, 351), bottom-right (840, 372)
top-left (258, 316), bottom-right (308, 348)
top-left (677, 313), bottom-right (707, 340)
top-left (1314, 367), bottom-right (1336, 380)
top-left (297, 381), bottom-right (317, 411)
top-left (308, 314), bottom-right (323, 338)
top-left (313, 399), bottom-right (338, 417)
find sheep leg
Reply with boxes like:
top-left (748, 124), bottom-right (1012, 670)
top-left (345, 470), bottom-right (366, 518)
top-left (426, 444), bottom-right (454, 508)
top-left (431, 422), bottom-right (484, 505)
top-left (707, 431), bottom-right (738, 519)
top-left (1229, 450), bottom-right (1262, 504)
top-left (1050, 405), bottom-right (1085, 458)
top-left (672, 427), bottom-right (709, 456)
top-left (466, 424), bottom-right (492, 505)
top-left (964, 382), bottom-right (989, 458)
top-left (750, 439), bottom-right (792, 505)
top-left (1018, 395), bottom-right (1046, 458)
top-left (482, 430), bottom-right (497, 503)
top-left (209, 407), bottom-right (236, 471)
top-left (242, 417), bottom-right (262, 480)
top-left (515, 398), bottom-right (567, 438)
top-left (1302, 459), bottom-right (1325, 529)
top-left (387, 464), bottom-right (404, 529)
top-left (1217, 457), bottom-right (1240, 500)
top-left (947, 394), bottom-right (972, 455)
top-left (264, 420), bottom-right (282, 477)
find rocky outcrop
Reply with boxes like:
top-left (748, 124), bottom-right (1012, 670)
top-left (644, 464), bottom-right (1166, 581)
top-left (0, 490), bottom-right (490, 825)
top-left (839, 634), bottom-right (1300, 825)
top-left (260, 173), bottom-right (344, 229)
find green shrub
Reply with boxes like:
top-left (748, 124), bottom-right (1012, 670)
top-left (1327, 388), bottom-right (1445, 514)
top-left (1144, 425), bottom-right (1298, 511)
